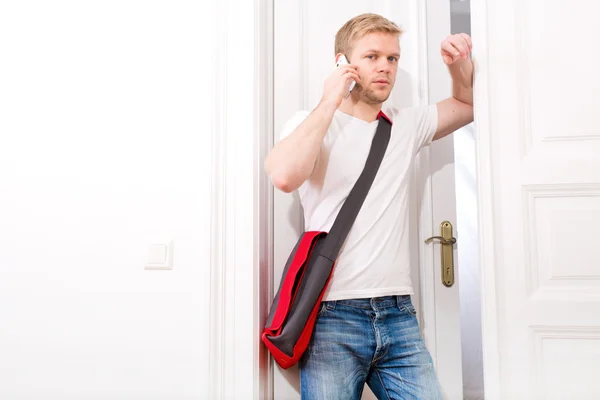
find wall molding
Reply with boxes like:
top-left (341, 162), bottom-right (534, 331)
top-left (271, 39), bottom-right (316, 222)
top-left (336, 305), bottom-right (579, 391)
top-left (517, 0), bottom-right (600, 156)
top-left (208, 0), bottom-right (228, 396)
top-left (298, 0), bottom-right (308, 112)
top-left (530, 325), bottom-right (600, 398)
top-left (523, 183), bottom-right (600, 300)
top-left (515, 0), bottom-right (533, 158)
top-left (209, 0), bottom-right (274, 398)
top-left (255, 0), bottom-right (275, 397)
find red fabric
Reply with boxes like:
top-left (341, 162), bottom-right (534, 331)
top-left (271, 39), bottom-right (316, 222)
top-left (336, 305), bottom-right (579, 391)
top-left (377, 110), bottom-right (393, 125)
top-left (262, 230), bottom-right (336, 369)
top-left (262, 262), bottom-right (335, 369)
top-left (265, 231), bottom-right (324, 332)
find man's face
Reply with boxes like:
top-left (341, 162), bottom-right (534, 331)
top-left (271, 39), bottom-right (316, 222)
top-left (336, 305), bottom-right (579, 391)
top-left (347, 32), bottom-right (400, 105)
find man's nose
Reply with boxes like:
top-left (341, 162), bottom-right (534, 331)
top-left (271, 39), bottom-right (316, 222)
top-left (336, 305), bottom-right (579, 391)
top-left (377, 59), bottom-right (392, 73)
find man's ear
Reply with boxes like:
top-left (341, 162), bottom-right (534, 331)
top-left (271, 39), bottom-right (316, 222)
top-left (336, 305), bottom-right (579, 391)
top-left (335, 50), bottom-right (353, 61)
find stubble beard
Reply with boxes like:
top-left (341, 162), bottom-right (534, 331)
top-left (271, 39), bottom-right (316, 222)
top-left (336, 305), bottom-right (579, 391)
top-left (355, 83), bottom-right (392, 105)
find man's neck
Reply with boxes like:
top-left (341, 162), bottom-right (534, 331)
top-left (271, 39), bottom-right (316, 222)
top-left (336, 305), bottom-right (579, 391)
top-left (337, 94), bottom-right (382, 123)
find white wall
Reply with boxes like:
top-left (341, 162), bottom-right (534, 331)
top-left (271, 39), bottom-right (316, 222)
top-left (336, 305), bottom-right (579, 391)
top-left (0, 2), bottom-right (216, 398)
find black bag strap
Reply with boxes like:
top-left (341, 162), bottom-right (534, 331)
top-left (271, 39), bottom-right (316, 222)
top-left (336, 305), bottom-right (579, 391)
top-left (320, 111), bottom-right (392, 261)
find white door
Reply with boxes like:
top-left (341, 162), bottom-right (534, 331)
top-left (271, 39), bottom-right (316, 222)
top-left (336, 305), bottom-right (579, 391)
top-left (417, 1), bottom-right (464, 399)
top-left (272, 0), bottom-right (463, 399)
top-left (471, 0), bottom-right (600, 398)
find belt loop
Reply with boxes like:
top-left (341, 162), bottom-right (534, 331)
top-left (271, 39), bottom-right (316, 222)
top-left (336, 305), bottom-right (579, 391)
top-left (325, 300), bottom-right (337, 311)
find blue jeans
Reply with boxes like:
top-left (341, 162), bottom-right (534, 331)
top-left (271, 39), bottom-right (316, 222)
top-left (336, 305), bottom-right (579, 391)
top-left (299, 295), bottom-right (443, 400)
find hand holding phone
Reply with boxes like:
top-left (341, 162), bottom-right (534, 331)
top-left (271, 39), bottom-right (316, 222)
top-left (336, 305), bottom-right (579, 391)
top-left (321, 55), bottom-right (359, 108)
top-left (335, 54), bottom-right (356, 97)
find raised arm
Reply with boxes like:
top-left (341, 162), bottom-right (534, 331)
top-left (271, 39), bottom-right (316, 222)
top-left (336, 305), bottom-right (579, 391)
top-left (434, 33), bottom-right (474, 141)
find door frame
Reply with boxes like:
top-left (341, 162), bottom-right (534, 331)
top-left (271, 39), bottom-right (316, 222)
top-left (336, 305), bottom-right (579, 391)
top-left (256, 0), bottom-right (276, 398)
top-left (256, 0), bottom-right (477, 398)
top-left (253, 0), bottom-right (504, 398)
top-left (469, 0), bottom-right (501, 398)
top-left (207, 0), bottom-right (274, 398)
top-left (413, 1), bottom-right (465, 398)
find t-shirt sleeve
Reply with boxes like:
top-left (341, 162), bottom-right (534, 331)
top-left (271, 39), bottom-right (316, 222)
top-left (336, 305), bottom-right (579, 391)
top-left (413, 104), bottom-right (439, 152)
top-left (279, 110), bottom-right (311, 141)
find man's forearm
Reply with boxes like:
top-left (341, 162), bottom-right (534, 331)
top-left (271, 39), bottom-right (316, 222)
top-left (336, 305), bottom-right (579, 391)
top-left (448, 58), bottom-right (474, 105)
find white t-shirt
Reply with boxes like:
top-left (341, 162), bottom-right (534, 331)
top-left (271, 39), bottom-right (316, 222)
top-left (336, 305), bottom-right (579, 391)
top-left (279, 105), bottom-right (438, 301)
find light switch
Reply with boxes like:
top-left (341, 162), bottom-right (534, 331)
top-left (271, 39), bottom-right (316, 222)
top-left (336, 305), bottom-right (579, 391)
top-left (145, 241), bottom-right (173, 270)
top-left (148, 244), bottom-right (167, 264)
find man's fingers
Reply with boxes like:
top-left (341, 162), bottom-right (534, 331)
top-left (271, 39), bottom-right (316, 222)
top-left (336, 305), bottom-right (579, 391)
top-left (441, 39), bottom-right (460, 59)
top-left (344, 71), bottom-right (360, 83)
top-left (459, 33), bottom-right (473, 51)
top-left (441, 34), bottom-right (473, 64)
top-left (338, 66), bottom-right (358, 77)
top-left (448, 36), bottom-right (468, 57)
top-left (338, 64), bottom-right (358, 71)
top-left (442, 54), bottom-right (454, 65)
top-left (455, 35), bottom-right (470, 58)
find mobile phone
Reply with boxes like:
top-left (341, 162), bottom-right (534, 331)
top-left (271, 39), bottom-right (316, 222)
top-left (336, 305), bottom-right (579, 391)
top-left (335, 54), bottom-right (356, 97)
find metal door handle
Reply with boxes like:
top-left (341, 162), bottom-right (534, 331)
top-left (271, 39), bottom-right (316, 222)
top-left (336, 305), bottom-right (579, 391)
top-left (424, 221), bottom-right (456, 287)
top-left (424, 236), bottom-right (456, 245)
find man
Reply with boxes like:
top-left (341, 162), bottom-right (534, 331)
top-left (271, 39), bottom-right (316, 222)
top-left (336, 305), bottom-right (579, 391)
top-left (265, 13), bottom-right (473, 400)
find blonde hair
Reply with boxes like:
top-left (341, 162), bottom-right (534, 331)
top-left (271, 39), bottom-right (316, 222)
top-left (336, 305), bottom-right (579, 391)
top-left (334, 13), bottom-right (403, 57)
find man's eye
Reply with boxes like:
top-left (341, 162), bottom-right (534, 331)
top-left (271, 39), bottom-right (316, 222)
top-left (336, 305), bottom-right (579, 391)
top-left (367, 55), bottom-right (376, 60)
top-left (388, 56), bottom-right (398, 62)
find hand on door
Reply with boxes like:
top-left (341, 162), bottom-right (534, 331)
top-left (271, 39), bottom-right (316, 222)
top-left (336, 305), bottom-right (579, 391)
top-left (440, 33), bottom-right (472, 65)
